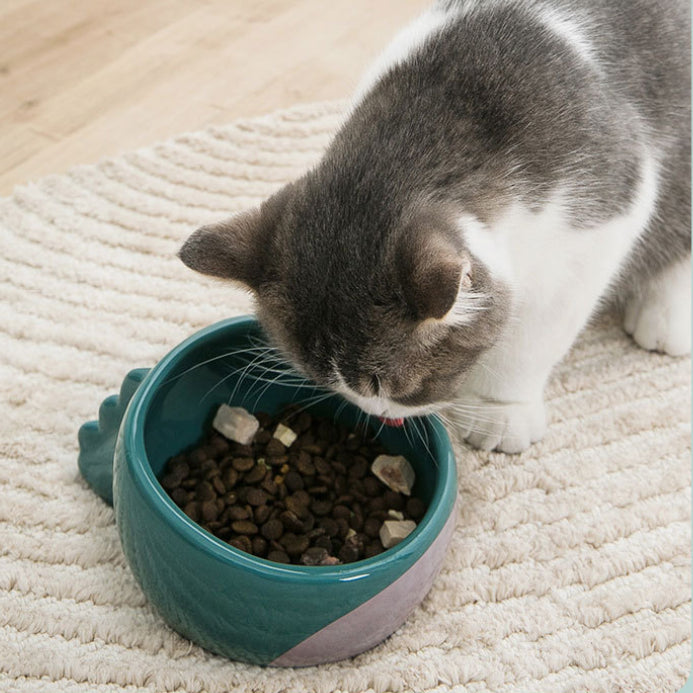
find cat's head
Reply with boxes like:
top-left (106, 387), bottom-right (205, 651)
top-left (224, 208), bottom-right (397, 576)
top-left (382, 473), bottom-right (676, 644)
top-left (179, 170), bottom-right (508, 422)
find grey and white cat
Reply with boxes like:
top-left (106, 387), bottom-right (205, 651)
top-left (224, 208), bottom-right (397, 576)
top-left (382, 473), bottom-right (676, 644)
top-left (180, 0), bottom-right (691, 453)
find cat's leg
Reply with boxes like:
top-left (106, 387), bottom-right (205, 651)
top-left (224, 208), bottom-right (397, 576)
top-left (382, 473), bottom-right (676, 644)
top-left (448, 312), bottom-right (553, 454)
top-left (623, 256), bottom-right (691, 356)
top-left (450, 155), bottom-right (660, 453)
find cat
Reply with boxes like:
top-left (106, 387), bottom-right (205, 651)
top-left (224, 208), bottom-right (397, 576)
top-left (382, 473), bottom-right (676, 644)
top-left (179, 0), bottom-right (691, 453)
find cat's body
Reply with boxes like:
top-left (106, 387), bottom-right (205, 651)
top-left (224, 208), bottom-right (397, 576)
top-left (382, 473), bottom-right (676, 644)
top-left (180, 0), bottom-right (691, 452)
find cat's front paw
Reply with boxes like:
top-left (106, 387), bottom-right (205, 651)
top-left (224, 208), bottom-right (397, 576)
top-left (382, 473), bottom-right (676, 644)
top-left (447, 396), bottom-right (547, 454)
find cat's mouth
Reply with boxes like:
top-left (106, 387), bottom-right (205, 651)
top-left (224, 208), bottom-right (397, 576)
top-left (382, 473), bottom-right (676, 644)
top-left (378, 416), bottom-right (405, 427)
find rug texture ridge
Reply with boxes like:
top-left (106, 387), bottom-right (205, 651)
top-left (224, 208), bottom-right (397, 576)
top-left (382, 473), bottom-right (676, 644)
top-left (0, 100), bottom-right (690, 693)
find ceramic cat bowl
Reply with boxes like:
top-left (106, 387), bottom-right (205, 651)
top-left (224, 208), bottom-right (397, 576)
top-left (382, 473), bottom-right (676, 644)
top-left (77, 316), bottom-right (457, 666)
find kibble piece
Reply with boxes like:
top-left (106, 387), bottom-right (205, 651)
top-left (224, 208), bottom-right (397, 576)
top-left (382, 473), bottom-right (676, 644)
top-left (222, 491), bottom-right (238, 506)
top-left (314, 535), bottom-right (333, 552)
top-left (368, 495), bottom-right (387, 513)
top-left (246, 488), bottom-right (269, 506)
top-left (318, 517), bottom-right (339, 537)
top-left (231, 520), bottom-right (259, 535)
top-left (267, 549), bottom-right (291, 564)
top-left (363, 516), bottom-right (382, 539)
top-left (291, 489), bottom-right (311, 506)
top-left (261, 518), bottom-right (284, 541)
top-left (279, 510), bottom-right (304, 532)
top-left (212, 405), bottom-right (260, 445)
top-left (296, 451), bottom-right (316, 476)
top-left (371, 455), bottom-right (416, 496)
top-left (244, 462), bottom-right (267, 484)
top-left (229, 535), bottom-right (252, 553)
top-left (252, 535), bottom-right (268, 556)
top-left (161, 472), bottom-right (183, 491)
top-left (281, 533), bottom-right (310, 557)
top-left (335, 517), bottom-right (350, 539)
top-left (383, 489), bottom-right (405, 511)
top-left (285, 495), bottom-right (310, 519)
top-left (265, 438), bottom-right (286, 456)
top-left (201, 500), bottom-right (220, 522)
top-left (284, 470), bottom-right (304, 492)
top-left (183, 501), bottom-right (200, 522)
top-left (170, 487), bottom-right (188, 506)
top-left (363, 476), bottom-right (382, 497)
top-left (222, 467), bottom-right (239, 489)
top-left (208, 434), bottom-right (230, 457)
top-left (190, 448), bottom-right (208, 466)
top-left (387, 509), bottom-right (405, 521)
top-left (364, 541), bottom-right (384, 558)
top-left (227, 506), bottom-right (250, 521)
top-left (310, 499), bottom-right (332, 517)
top-left (254, 504), bottom-right (271, 525)
top-left (261, 476), bottom-right (278, 496)
top-left (273, 423), bottom-right (298, 448)
top-left (349, 511), bottom-right (364, 532)
top-left (232, 457), bottom-right (255, 472)
top-left (405, 496), bottom-right (426, 520)
top-left (379, 520), bottom-right (416, 548)
top-left (332, 504), bottom-right (350, 520)
top-left (338, 539), bottom-right (361, 563)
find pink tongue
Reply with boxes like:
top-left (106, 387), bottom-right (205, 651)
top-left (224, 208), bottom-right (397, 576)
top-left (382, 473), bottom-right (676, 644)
top-left (378, 416), bottom-right (405, 427)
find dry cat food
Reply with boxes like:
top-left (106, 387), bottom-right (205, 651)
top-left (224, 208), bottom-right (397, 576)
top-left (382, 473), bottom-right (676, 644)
top-left (159, 404), bottom-right (427, 565)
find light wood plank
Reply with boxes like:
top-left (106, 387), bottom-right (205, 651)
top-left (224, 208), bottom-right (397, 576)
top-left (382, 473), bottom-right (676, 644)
top-left (0, 0), bottom-right (429, 195)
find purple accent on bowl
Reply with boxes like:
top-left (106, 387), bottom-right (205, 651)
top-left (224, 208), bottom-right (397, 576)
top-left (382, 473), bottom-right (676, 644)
top-left (270, 501), bottom-right (458, 667)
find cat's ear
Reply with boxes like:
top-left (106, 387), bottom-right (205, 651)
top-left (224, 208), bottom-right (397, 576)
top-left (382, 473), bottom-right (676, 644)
top-left (398, 232), bottom-right (467, 321)
top-left (178, 208), bottom-right (265, 288)
top-left (178, 186), bottom-right (290, 289)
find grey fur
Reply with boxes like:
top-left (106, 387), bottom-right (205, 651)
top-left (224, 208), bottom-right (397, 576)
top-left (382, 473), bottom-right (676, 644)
top-left (180, 0), bottom-right (690, 408)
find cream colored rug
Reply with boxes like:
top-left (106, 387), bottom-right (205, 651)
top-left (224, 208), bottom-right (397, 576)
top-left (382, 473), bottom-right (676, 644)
top-left (0, 101), bottom-right (690, 693)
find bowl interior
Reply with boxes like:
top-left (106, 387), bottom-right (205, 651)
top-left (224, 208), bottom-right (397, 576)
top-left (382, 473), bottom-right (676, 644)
top-left (142, 322), bottom-right (447, 513)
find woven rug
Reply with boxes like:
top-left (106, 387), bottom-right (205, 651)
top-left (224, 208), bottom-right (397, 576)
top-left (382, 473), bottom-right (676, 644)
top-left (0, 101), bottom-right (690, 693)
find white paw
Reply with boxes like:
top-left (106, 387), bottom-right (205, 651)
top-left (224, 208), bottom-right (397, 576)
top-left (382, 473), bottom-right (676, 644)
top-left (624, 258), bottom-right (691, 356)
top-left (447, 396), bottom-right (547, 454)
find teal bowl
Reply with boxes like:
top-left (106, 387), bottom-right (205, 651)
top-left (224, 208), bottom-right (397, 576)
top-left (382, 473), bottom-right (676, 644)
top-left (78, 316), bottom-right (457, 666)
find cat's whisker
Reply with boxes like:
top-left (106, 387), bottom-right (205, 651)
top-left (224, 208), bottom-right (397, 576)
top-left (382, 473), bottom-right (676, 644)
top-left (200, 366), bottom-right (241, 405)
top-left (247, 366), bottom-right (305, 410)
top-left (227, 350), bottom-right (279, 404)
top-left (474, 360), bottom-right (503, 381)
top-left (431, 413), bottom-right (455, 447)
top-left (446, 406), bottom-right (500, 423)
top-left (162, 346), bottom-right (258, 386)
top-left (419, 418), bottom-right (438, 466)
top-left (371, 416), bottom-right (387, 441)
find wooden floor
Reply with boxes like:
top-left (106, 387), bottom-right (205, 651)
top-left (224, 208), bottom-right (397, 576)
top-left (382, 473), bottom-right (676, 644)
top-left (0, 0), bottom-right (429, 195)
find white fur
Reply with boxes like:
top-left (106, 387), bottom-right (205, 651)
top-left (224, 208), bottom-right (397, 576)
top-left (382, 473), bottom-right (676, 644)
top-left (450, 151), bottom-right (661, 452)
top-left (352, 0), bottom-right (602, 109)
top-left (351, 7), bottom-right (452, 105)
top-left (332, 369), bottom-right (440, 420)
top-left (444, 290), bottom-right (489, 326)
top-left (533, 4), bottom-right (601, 70)
top-left (624, 256), bottom-right (692, 356)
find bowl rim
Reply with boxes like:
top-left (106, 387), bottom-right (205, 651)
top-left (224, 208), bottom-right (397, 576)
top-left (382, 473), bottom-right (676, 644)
top-left (123, 315), bottom-right (457, 584)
